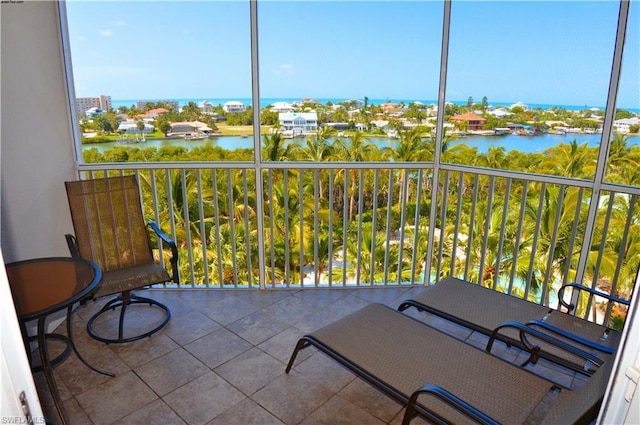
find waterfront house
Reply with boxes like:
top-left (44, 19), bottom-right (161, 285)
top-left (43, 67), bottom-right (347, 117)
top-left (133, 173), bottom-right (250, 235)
top-left (169, 121), bottom-right (214, 136)
top-left (278, 111), bottom-right (318, 134)
top-left (450, 112), bottom-right (486, 131)
top-left (614, 117), bottom-right (640, 134)
top-left (117, 120), bottom-right (155, 134)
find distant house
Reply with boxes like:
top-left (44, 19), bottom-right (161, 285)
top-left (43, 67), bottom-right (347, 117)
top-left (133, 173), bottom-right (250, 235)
top-left (297, 98), bottom-right (321, 106)
top-left (85, 107), bottom-right (104, 118)
top-left (278, 112), bottom-right (318, 134)
top-left (199, 101), bottom-right (214, 112)
top-left (144, 108), bottom-right (169, 119)
top-left (614, 117), bottom-right (640, 134)
top-left (325, 122), bottom-right (349, 130)
top-left (450, 112), bottom-right (486, 131)
top-left (270, 102), bottom-right (294, 112)
top-left (118, 120), bottom-right (154, 134)
top-left (223, 101), bottom-right (245, 113)
top-left (510, 101), bottom-right (529, 111)
top-left (170, 121), bottom-right (213, 136)
top-left (487, 108), bottom-right (511, 118)
top-left (371, 120), bottom-right (390, 130)
top-left (381, 102), bottom-right (402, 114)
top-left (345, 99), bottom-right (365, 109)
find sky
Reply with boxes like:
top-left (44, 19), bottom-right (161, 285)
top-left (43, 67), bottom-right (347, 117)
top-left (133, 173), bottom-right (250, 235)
top-left (66, 0), bottom-right (639, 109)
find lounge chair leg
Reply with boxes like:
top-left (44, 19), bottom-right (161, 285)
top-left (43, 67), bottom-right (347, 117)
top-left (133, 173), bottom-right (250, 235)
top-left (285, 338), bottom-right (312, 373)
top-left (402, 398), bottom-right (418, 425)
top-left (118, 296), bottom-right (129, 341)
top-left (397, 302), bottom-right (410, 312)
top-left (520, 346), bottom-right (540, 368)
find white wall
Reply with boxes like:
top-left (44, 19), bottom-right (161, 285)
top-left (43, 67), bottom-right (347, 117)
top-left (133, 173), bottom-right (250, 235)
top-left (1, 0), bottom-right (78, 263)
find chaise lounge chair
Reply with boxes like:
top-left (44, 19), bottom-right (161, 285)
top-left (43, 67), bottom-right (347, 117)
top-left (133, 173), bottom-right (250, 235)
top-left (397, 277), bottom-right (629, 375)
top-left (286, 303), bottom-right (612, 425)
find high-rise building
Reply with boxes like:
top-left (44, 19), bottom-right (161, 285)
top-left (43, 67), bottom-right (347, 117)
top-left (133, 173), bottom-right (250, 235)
top-left (75, 95), bottom-right (112, 116)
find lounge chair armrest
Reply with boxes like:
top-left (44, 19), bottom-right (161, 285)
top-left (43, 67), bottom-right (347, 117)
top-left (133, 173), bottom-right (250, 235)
top-left (403, 384), bottom-right (499, 425)
top-left (487, 321), bottom-right (604, 370)
top-left (147, 221), bottom-right (180, 284)
top-left (527, 319), bottom-right (615, 355)
top-left (558, 282), bottom-right (630, 312)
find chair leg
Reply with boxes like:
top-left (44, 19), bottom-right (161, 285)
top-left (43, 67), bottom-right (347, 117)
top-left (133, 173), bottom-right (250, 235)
top-left (87, 292), bottom-right (171, 344)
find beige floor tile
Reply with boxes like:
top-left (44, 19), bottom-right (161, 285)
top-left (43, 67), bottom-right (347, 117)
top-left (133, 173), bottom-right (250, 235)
top-left (252, 370), bottom-right (334, 425)
top-left (226, 309), bottom-right (289, 345)
top-left (338, 379), bottom-right (404, 423)
top-left (214, 347), bottom-right (284, 395)
top-left (257, 326), bottom-right (312, 364)
top-left (120, 399), bottom-right (187, 424)
top-left (134, 348), bottom-right (209, 396)
top-left (300, 395), bottom-right (386, 425)
top-left (163, 372), bottom-right (245, 425)
top-left (162, 310), bottom-right (221, 346)
top-left (75, 370), bottom-right (157, 425)
top-left (108, 332), bottom-right (180, 369)
top-left (184, 327), bottom-right (252, 369)
top-left (293, 352), bottom-right (356, 393)
top-left (206, 397), bottom-right (284, 425)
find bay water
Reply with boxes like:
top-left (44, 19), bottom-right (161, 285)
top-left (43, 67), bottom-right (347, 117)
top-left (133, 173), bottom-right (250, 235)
top-left (84, 132), bottom-right (640, 155)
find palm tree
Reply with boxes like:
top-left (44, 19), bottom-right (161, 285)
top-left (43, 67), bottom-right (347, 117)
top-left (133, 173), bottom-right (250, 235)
top-left (332, 132), bottom-right (378, 220)
top-left (383, 126), bottom-right (430, 204)
top-left (605, 133), bottom-right (640, 185)
top-left (301, 127), bottom-right (336, 198)
top-left (540, 139), bottom-right (593, 178)
top-left (262, 130), bottom-right (298, 161)
top-left (479, 146), bottom-right (507, 170)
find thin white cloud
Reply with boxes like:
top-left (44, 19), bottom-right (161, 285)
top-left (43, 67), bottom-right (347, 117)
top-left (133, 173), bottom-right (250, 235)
top-left (88, 50), bottom-right (99, 57)
top-left (273, 63), bottom-right (294, 77)
top-left (111, 20), bottom-right (127, 27)
top-left (99, 29), bottom-right (113, 37)
top-left (77, 35), bottom-right (85, 42)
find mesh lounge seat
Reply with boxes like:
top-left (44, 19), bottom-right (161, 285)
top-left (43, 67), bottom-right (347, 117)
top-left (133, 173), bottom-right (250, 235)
top-left (286, 303), bottom-right (612, 425)
top-left (65, 175), bottom-right (179, 343)
top-left (398, 277), bottom-right (628, 375)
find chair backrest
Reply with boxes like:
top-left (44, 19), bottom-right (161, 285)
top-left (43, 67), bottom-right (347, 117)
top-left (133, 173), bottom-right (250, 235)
top-left (66, 175), bottom-right (154, 272)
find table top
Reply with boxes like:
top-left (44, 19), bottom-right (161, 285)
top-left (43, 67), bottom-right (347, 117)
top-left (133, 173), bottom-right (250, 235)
top-left (6, 257), bottom-right (102, 321)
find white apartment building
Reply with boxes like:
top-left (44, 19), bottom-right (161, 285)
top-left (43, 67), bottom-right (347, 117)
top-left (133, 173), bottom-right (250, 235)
top-left (74, 95), bottom-right (112, 116)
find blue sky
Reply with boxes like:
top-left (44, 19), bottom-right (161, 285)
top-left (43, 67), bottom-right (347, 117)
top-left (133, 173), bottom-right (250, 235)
top-left (66, 1), bottom-right (639, 109)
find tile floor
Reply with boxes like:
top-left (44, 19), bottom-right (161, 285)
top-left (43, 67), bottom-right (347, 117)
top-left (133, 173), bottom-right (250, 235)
top-left (34, 286), bottom-right (589, 425)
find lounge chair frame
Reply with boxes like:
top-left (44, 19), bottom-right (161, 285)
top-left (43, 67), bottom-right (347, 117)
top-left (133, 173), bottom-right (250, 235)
top-left (287, 303), bottom-right (611, 425)
top-left (398, 277), bottom-right (629, 375)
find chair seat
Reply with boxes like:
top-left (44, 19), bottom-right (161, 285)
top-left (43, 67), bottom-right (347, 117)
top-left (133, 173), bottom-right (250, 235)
top-left (94, 263), bottom-right (170, 298)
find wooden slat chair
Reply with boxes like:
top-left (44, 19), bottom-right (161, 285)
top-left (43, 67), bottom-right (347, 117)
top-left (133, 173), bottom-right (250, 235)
top-left (65, 175), bottom-right (179, 343)
top-left (397, 277), bottom-right (628, 375)
top-left (286, 303), bottom-right (612, 425)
